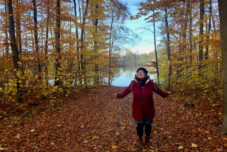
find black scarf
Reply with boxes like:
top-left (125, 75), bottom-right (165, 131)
top-left (135, 75), bottom-right (149, 87)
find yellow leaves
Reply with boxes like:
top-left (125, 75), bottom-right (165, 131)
top-left (111, 145), bottom-right (117, 149)
top-left (58, 88), bottom-right (63, 93)
top-left (16, 134), bottom-right (20, 139)
top-left (92, 135), bottom-right (99, 140)
top-left (205, 131), bottom-right (209, 134)
top-left (17, 61), bottom-right (22, 65)
top-left (115, 132), bottom-right (120, 136)
top-left (52, 86), bottom-right (58, 92)
top-left (0, 146), bottom-right (7, 151)
top-left (18, 104), bottom-right (26, 111)
top-left (191, 143), bottom-right (198, 148)
top-left (12, 91), bottom-right (16, 96)
top-left (178, 145), bottom-right (184, 149)
top-left (0, 111), bottom-right (6, 116)
top-left (8, 96), bottom-right (12, 101)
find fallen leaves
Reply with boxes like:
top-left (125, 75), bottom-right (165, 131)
top-left (15, 134), bottom-right (20, 139)
top-left (0, 147), bottom-right (7, 151)
top-left (178, 145), bottom-right (184, 149)
top-left (92, 135), bottom-right (99, 140)
top-left (0, 86), bottom-right (225, 151)
top-left (115, 132), bottom-right (120, 136)
top-left (191, 143), bottom-right (198, 148)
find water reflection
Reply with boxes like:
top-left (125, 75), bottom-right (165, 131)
top-left (111, 67), bottom-right (156, 87)
top-left (48, 67), bottom-right (156, 87)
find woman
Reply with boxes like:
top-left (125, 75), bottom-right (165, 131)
top-left (115, 67), bottom-right (170, 147)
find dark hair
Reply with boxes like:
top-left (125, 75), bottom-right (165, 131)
top-left (136, 67), bottom-right (148, 75)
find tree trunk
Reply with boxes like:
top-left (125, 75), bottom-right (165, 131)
top-left (179, 1), bottom-right (189, 76)
top-left (32, 0), bottom-right (41, 81)
top-left (54, 0), bottom-right (61, 86)
top-left (218, 0), bottom-right (227, 134)
top-left (7, 0), bottom-right (23, 103)
top-left (205, 0), bottom-right (212, 60)
top-left (78, 0), bottom-right (82, 24)
top-left (73, 0), bottom-right (80, 85)
top-left (15, 0), bottom-right (22, 53)
top-left (164, 8), bottom-right (171, 91)
top-left (93, 4), bottom-right (99, 85)
top-left (44, 0), bottom-right (50, 86)
top-left (199, 0), bottom-right (204, 73)
top-left (189, 1), bottom-right (193, 65)
top-left (80, 0), bottom-right (89, 85)
top-left (4, 1), bottom-right (9, 56)
top-left (108, 8), bottom-right (114, 86)
top-left (153, 10), bottom-right (159, 83)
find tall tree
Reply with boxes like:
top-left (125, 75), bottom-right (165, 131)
top-left (54, 0), bottom-right (61, 86)
top-left (153, 9), bottom-right (160, 83)
top-left (4, 1), bottom-right (9, 56)
top-left (7, 0), bottom-right (23, 103)
top-left (73, 0), bottom-right (80, 84)
top-left (218, 0), bottom-right (227, 134)
top-left (188, 0), bottom-right (193, 64)
top-left (80, 0), bottom-right (89, 85)
top-left (93, 3), bottom-right (100, 85)
top-left (32, 0), bottom-right (41, 80)
top-left (108, 7), bottom-right (114, 86)
top-left (15, 0), bottom-right (22, 53)
top-left (205, 0), bottom-right (212, 60)
top-left (199, 0), bottom-right (204, 73)
top-left (108, 0), bottom-right (128, 85)
top-left (44, 0), bottom-right (51, 85)
top-left (164, 7), bottom-right (171, 91)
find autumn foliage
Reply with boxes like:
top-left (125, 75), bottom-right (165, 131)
top-left (133, 0), bottom-right (222, 105)
top-left (0, 0), bottom-right (127, 114)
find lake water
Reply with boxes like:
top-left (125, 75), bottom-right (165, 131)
top-left (48, 67), bottom-right (156, 87)
top-left (111, 67), bottom-right (156, 87)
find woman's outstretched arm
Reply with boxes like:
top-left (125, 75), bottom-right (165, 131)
top-left (151, 80), bottom-right (170, 98)
top-left (116, 80), bottom-right (133, 99)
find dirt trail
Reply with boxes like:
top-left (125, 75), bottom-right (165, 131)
top-left (0, 86), bottom-right (226, 151)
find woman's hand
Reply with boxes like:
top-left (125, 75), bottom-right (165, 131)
top-left (114, 93), bottom-right (118, 98)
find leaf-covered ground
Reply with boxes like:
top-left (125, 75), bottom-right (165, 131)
top-left (0, 86), bottom-right (226, 151)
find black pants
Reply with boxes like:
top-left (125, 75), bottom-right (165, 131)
top-left (136, 123), bottom-right (152, 139)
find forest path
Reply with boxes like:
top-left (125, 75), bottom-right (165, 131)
top-left (0, 86), bottom-right (225, 151)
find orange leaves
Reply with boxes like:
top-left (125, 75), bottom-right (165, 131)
top-left (0, 86), bottom-right (225, 151)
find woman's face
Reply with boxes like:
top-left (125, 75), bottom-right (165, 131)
top-left (137, 70), bottom-right (146, 79)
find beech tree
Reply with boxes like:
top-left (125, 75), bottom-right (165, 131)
top-left (218, 0), bottom-right (227, 134)
top-left (0, 0), bottom-right (128, 107)
top-left (133, 0), bottom-right (222, 110)
top-left (7, 0), bottom-right (23, 103)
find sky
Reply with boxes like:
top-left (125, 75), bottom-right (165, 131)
top-left (119, 0), bottom-right (159, 55)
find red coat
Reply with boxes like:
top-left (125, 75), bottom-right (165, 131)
top-left (116, 78), bottom-right (169, 121)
